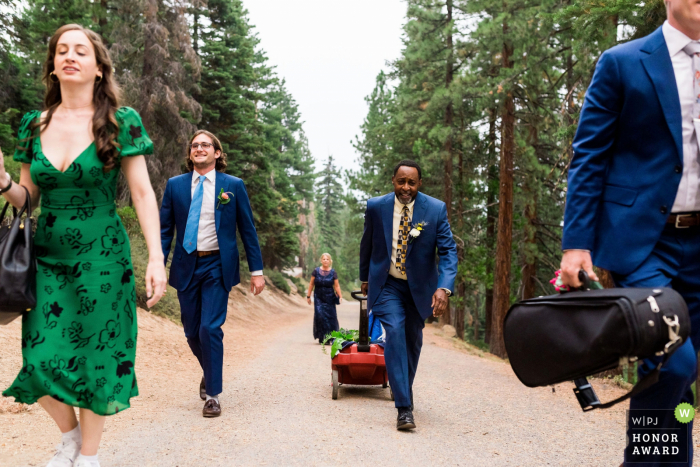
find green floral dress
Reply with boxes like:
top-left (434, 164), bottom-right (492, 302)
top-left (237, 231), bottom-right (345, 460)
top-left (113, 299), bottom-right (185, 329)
top-left (2, 107), bottom-right (153, 415)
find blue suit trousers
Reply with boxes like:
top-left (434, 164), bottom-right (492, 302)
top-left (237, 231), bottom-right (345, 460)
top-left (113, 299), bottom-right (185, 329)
top-left (371, 276), bottom-right (425, 408)
top-left (613, 226), bottom-right (700, 467)
top-left (177, 254), bottom-right (230, 396)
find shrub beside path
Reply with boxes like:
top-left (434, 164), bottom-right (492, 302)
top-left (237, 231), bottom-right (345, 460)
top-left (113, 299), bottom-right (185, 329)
top-left (1, 286), bottom-right (696, 466)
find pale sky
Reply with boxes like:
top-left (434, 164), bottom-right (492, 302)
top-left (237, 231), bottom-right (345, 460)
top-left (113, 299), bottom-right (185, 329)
top-left (244, 0), bottom-right (406, 173)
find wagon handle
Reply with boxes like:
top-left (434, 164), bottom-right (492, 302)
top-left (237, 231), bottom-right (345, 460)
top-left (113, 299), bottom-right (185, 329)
top-left (351, 290), bottom-right (370, 352)
top-left (351, 290), bottom-right (367, 301)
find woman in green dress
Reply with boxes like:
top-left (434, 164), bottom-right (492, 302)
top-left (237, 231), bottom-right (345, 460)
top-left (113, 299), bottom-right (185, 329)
top-left (0, 25), bottom-right (167, 467)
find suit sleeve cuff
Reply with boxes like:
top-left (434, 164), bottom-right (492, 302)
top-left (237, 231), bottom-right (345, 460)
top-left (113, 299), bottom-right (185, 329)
top-left (251, 270), bottom-right (263, 276)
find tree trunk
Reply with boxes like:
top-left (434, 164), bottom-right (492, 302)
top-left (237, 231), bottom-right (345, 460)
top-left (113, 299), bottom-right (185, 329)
top-left (565, 51), bottom-right (575, 162)
top-left (441, 0), bottom-right (455, 325)
top-left (522, 205), bottom-right (538, 300)
top-left (454, 276), bottom-right (466, 341)
top-left (454, 139), bottom-right (466, 340)
top-left (484, 107), bottom-right (497, 344)
top-left (474, 291), bottom-right (480, 341)
top-left (98, 0), bottom-right (108, 40)
top-left (490, 26), bottom-right (514, 359)
top-left (193, 11), bottom-right (199, 55)
top-left (298, 199), bottom-right (308, 273)
top-left (141, 0), bottom-right (158, 123)
top-left (522, 125), bottom-right (538, 300)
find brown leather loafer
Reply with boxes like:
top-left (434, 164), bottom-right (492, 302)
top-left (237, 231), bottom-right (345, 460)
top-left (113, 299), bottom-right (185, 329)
top-left (199, 377), bottom-right (206, 401)
top-left (203, 399), bottom-right (221, 418)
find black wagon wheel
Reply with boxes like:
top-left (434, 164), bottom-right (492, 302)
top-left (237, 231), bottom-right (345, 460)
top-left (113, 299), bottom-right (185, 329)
top-left (332, 369), bottom-right (339, 400)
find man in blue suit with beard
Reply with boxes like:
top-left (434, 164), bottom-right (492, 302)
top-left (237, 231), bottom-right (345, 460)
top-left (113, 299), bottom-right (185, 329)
top-left (360, 159), bottom-right (458, 430)
top-left (160, 130), bottom-right (265, 418)
top-left (560, 1), bottom-right (700, 464)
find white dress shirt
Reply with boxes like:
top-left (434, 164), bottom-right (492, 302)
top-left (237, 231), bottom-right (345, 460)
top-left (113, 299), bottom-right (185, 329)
top-left (191, 169), bottom-right (219, 252)
top-left (191, 169), bottom-right (262, 276)
top-left (663, 21), bottom-right (700, 212)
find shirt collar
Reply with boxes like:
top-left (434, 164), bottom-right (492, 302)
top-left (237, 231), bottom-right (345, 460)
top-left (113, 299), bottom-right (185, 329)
top-left (192, 168), bottom-right (216, 185)
top-left (663, 20), bottom-right (694, 57)
top-left (394, 195), bottom-right (416, 212)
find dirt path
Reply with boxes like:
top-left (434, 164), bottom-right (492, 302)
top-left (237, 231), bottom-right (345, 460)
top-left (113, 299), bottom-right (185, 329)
top-left (2, 296), bottom-right (698, 466)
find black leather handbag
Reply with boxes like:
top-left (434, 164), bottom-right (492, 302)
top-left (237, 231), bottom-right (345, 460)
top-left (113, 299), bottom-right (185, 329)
top-left (504, 272), bottom-right (689, 411)
top-left (0, 187), bottom-right (36, 325)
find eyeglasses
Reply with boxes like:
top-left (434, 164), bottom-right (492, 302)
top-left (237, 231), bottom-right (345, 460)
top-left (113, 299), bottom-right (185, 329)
top-left (190, 142), bottom-right (214, 151)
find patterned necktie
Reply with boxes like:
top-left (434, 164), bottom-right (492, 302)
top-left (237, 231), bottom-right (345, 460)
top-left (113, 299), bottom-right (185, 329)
top-left (183, 175), bottom-right (207, 254)
top-left (683, 41), bottom-right (700, 119)
top-left (395, 205), bottom-right (410, 275)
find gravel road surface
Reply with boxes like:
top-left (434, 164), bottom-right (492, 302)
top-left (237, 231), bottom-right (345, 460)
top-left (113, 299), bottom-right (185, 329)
top-left (3, 298), bottom-right (697, 466)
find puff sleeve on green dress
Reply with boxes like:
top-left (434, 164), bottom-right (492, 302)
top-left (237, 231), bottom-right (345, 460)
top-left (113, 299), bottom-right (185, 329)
top-left (116, 107), bottom-right (154, 158)
top-left (13, 110), bottom-right (40, 164)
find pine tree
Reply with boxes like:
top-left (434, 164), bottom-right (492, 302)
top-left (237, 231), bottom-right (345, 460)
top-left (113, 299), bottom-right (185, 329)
top-left (259, 79), bottom-right (316, 269)
top-left (350, 71), bottom-right (399, 197)
top-left (196, 0), bottom-right (314, 270)
top-left (124, 0), bottom-right (200, 201)
top-left (316, 156), bottom-right (345, 254)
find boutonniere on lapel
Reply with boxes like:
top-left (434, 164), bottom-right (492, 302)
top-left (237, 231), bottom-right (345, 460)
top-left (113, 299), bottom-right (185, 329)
top-left (216, 188), bottom-right (234, 210)
top-left (408, 221), bottom-right (427, 243)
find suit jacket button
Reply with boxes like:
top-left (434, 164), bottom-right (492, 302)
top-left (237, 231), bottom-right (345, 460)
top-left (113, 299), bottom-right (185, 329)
top-left (675, 165), bottom-right (682, 174)
top-left (660, 206), bottom-right (668, 215)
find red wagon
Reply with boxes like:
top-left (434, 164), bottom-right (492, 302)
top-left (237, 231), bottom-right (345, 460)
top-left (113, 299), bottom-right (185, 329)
top-left (331, 291), bottom-right (392, 400)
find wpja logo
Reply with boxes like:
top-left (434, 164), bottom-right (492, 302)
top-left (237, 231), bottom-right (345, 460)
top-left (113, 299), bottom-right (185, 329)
top-left (625, 404), bottom-right (693, 463)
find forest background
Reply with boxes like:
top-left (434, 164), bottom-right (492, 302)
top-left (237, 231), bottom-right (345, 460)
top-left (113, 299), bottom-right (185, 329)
top-left (0, 0), bottom-right (667, 359)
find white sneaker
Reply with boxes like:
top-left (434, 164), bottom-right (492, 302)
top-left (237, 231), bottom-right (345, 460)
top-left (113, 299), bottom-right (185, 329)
top-left (45, 438), bottom-right (81, 467)
top-left (73, 456), bottom-right (100, 467)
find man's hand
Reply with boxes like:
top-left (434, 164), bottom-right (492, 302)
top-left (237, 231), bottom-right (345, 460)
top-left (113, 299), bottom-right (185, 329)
top-left (431, 289), bottom-right (449, 317)
top-left (361, 282), bottom-right (368, 296)
top-left (560, 250), bottom-right (598, 288)
top-left (250, 276), bottom-right (265, 296)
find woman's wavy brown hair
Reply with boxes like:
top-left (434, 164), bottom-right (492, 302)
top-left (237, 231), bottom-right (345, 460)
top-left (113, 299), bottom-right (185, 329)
top-left (30, 24), bottom-right (121, 172)
top-left (185, 130), bottom-right (228, 172)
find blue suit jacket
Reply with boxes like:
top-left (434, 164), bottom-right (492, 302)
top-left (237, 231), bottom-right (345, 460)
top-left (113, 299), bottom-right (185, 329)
top-left (160, 171), bottom-right (264, 291)
top-left (359, 192), bottom-right (458, 320)
top-left (563, 27), bottom-right (685, 275)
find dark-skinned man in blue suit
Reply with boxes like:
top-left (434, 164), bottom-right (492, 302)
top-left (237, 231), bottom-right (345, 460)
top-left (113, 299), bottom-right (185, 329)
top-left (360, 160), bottom-right (458, 430)
top-left (160, 130), bottom-right (265, 418)
top-left (560, 1), bottom-right (700, 465)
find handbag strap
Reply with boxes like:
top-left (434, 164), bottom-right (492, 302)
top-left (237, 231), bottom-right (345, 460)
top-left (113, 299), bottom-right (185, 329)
top-left (17, 186), bottom-right (31, 218)
top-left (1, 186), bottom-right (31, 219)
top-left (0, 199), bottom-right (15, 223)
top-left (573, 354), bottom-right (669, 411)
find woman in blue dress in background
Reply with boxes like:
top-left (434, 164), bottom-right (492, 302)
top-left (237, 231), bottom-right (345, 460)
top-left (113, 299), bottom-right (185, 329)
top-left (306, 253), bottom-right (342, 343)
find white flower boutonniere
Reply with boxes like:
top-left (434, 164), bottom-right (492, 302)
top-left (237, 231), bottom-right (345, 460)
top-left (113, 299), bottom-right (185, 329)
top-left (408, 221), bottom-right (427, 243)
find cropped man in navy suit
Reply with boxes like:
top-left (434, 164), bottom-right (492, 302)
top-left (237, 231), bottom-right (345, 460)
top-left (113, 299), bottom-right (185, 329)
top-left (160, 130), bottom-right (265, 418)
top-left (360, 160), bottom-right (458, 430)
top-left (560, 1), bottom-right (700, 464)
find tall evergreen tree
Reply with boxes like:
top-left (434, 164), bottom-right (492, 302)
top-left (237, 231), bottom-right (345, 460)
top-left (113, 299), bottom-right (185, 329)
top-left (124, 0), bottom-right (200, 201)
top-left (258, 80), bottom-right (316, 269)
top-left (316, 155), bottom-right (344, 254)
top-left (195, 0), bottom-right (314, 270)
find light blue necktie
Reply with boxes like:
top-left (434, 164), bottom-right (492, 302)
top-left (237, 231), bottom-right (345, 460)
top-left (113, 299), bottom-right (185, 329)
top-left (183, 175), bottom-right (206, 254)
